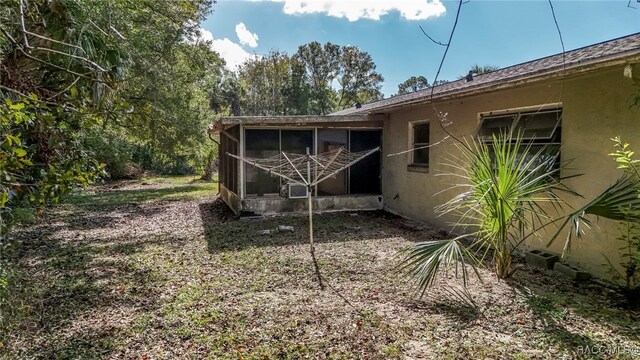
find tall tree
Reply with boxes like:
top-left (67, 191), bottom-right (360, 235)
top-left (282, 57), bottom-right (311, 115)
top-left (237, 51), bottom-right (292, 116)
top-left (0, 0), bottom-right (220, 222)
top-left (397, 76), bottom-right (430, 95)
top-left (294, 41), bottom-right (341, 115)
top-left (336, 45), bottom-right (383, 108)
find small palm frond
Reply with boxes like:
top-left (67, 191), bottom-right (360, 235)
top-left (396, 238), bottom-right (482, 298)
top-left (548, 174), bottom-right (640, 253)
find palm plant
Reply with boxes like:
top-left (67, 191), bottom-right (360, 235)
top-left (398, 132), bottom-right (570, 296)
top-left (548, 137), bottom-right (640, 307)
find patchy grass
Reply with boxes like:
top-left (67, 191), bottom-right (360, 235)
top-left (1, 177), bottom-right (639, 359)
top-left (66, 175), bottom-right (217, 207)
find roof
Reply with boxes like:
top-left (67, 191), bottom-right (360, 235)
top-left (219, 114), bottom-right (370, 125)
top-left (332, 32), bottom-right (640, 116)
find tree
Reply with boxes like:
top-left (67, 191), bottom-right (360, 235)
top-left (397, 76), bottom-right (430, 95)
top-left (232, 41), bottom-right (383, 115)
top-left (294, 41), bottom-right (341, 115)
top-left (282, 57), bottom-right (311, 115)
top-left (336, 45), bottom-right (384, 108)
top-left (0, 0), bottom-right (220, 295)
top-left (458, 64), bottom-right (500, 79)
top-left (237, 51), bottom-right (293, 116)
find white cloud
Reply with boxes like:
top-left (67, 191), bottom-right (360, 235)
top-left (211, 38), bottom-right (256, 69)
top-left (250, 0), bottom-right (446, 21)
top-left (195, 28), bottom-right (257, 70)
top-left (235, 22), bottom-right (259, 48)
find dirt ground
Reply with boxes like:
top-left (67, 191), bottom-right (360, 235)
top-left (1, 178), bottom-right (639, 359)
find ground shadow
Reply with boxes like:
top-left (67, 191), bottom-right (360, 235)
top-left (507, 268), bottom-right (640, 355)
top-left (2, 206), bottom-right (187, 358)
top-left (67, 185), bottom-right (207, 208)
top-left (198, 199), bottom-right (442, 253)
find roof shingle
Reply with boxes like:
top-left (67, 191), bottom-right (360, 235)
top-left (331, 32), bottom-right (640, 116)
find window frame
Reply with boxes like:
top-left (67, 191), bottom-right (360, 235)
top-left (477, 104), bottom-right (562, 144)
top-left (477, 104), bottom-right (563, 172)
top-left (408, 120), bottom-right (430, 172)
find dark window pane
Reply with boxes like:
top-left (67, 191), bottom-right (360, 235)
top-left (480, 114), bottom-right (517, 139)
top-left (281, 129), bottom-right (313, 154)
top-left (412, 122), bottom-right (429, 165)
top-left (413, 147), bottom-right (429, 165)
top-left (349, 130), bottom-right (381, 194)
top-left (245, 129), bottom-right (280, 196)
top-left (518, 110), bottom-right (561, 140)
top-left (413, 123), bottom-right (430, 143)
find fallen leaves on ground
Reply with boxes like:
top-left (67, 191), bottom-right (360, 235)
top-left (1, 177), bottom-right (639, 359)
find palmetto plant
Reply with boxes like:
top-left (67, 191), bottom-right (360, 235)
top-left (399, 133), bottom-right (571, 296)
top-left (548, 137), bottom-right (640, 307)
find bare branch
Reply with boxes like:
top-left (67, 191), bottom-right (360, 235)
top-left (22, 29), bottom-right (85, 52)
top-left (19, 0), bottom-right (29, 49)
top-left (386, 136), bottom-right (451, 157)
top-left (88, 19), bottom-right (110, 37)
top-left (110, 26), bottom-right (126, 40)
top-left (0, 84), bottom-right (75, 110)
top-left (33, 46), bottom-right (107, 72)
top-left (14, 44), bottom-right (100, 81)
top-left (48, 76), bottom-right (81, 100)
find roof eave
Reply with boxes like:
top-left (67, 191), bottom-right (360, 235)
top-left (361, 50), bottom-right (640, 115)
top-left (220, 114), bottom-right (370, 126)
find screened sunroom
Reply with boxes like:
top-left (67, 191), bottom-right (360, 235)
top-left (212, 114), bottom-right (385, 214)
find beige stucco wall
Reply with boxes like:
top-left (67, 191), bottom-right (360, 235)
top-left (382, 64), bottom-right (640, 280)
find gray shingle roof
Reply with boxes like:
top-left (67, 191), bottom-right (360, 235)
top-left (331, 32), bottom-right (640, 116)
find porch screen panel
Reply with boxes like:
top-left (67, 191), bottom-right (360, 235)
top-left (245, 129), bottom-right (280, 196)
top-left (281, 130), bottom-right (313, 154)
top-left (349, 130), bottom-right (382, 194)
top-left (317, 129), bottom-right (348, 196)
top-left (220, 125), bottom-right (239, 194)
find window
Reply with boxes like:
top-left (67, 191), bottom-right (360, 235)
top-left (479, 108), bottom-right (561, 142)
top-left (479, 106), bottom-right (562, 169)
top-left (409, 121), bottom-right (430, 169)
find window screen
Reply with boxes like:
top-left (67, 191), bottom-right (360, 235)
top-left (317, 129), bottom-right (348, 196)
top-left (245, 129), bottom-right (280, 196)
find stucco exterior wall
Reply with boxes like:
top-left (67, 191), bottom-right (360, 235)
top-left (382, 64), bottom-right (640, 280)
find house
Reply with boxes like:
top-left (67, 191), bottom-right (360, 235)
top-left (213, 32), bottom-right (640, 279)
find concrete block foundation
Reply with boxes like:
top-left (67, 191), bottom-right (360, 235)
top-left (553, 262), bottom-right (592, 281)
top-left (526, 249), bottom-right (560, 270)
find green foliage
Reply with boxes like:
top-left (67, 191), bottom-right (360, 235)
top-left (458, 64), bottom-right (500, 79)
top-left (399, 133), bottom-right (568, 296)
top-left (0, 0), bottom-right (219, 294)
top-left (227, 41), bottom-right (383, 116)
top-left (397, 76), bottom-right (430, 95)
top-left (605, 137), bottom-right (640, 306)
top-left (548, 137), bottom-right (640, 307)
top-left (0, 98), bottom-right (105, 295)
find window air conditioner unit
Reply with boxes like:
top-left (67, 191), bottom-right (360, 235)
top-left (287, 183), bottom-right (309, 199)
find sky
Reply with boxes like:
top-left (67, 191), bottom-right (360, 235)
top-left (200, 0), bottom-right (640, 97)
